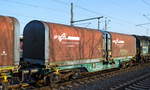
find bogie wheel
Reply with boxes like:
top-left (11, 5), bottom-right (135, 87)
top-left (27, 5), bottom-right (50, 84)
top-left (121, 62), bottom-right (127, 69)
top-left (51, 74), bottom-right (61, 83)
top-left (44, 73), bottom-right (61, 86)
top-left (43, 76), bottom-right (50, 85)
top-left (71, 71), bottom-right (80, 80)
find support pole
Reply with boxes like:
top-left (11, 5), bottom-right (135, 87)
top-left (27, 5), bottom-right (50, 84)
top-left (98, 17), bottom-right (100, 30)
top-left (72, 16), bottom-right (103, 30)
top-left (70, 2), bottom-right (74, 26)
top-left (70, 2), bottom-right (103, 29)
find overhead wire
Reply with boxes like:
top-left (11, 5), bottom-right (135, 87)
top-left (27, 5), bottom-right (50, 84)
top-left (0, 5), bottom-right (67, 24)
top-left (50, 0), bottom-right (136, 26)
top-left (138, 0), bottom-right (150, 29)
top-left (141, 0), bottom-right (150, 7)
top-left (1, 0), bottom-right (68, 14)
top-left (0, 0), bottom-right (70, 23)
top-left (0, 0), bottom-right (139, 30)
top-left (50, 0), bottom-right (68, 5)
top-left (48, 0), bottom-right (141, 34)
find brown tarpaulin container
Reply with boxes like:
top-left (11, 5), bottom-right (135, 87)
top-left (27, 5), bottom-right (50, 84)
top-left (23, 21), bottom-right (103, 63)
top-left (110, 32), bottom-right (136, 58)
top-left (0, 16), bottom-right (20, 66)
top-left (48, 23), bottom-right (103, 62)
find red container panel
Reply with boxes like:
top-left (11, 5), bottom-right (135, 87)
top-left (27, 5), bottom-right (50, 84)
top-left (47, 23), bottom-right (103, 62)
top-left (110, 32), bottom-right (136, 58)
top-left (0, 16), bottom-right (14, 66)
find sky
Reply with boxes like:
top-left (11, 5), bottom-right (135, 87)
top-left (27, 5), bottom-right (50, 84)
top-left (0, 0), bottom-right (150, 36)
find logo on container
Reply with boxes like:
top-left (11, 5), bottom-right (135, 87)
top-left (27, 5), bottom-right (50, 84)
top-left (54, 33), bottom-right (80, 42)
top-left (1, 50), bottom-right (7, 56)
top-left (112, 39), bottom-right (125, 44)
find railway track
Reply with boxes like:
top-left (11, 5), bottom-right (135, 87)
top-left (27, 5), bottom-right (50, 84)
top-left (33, 68), bottom-right (120, 90)
top-left (4, 62), bottom-right (149, 90)
top-left (110, 72), bottom-right (150, 90)
top-left (34, 62), bottom-right (150, 90)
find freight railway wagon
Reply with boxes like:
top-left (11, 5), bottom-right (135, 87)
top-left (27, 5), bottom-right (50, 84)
top-left (21, 20), bottom-right (150, 84)
top-left (134, 36), bottom-right (150, 61)
top-left (22, 21), bottom-right (137, 71)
